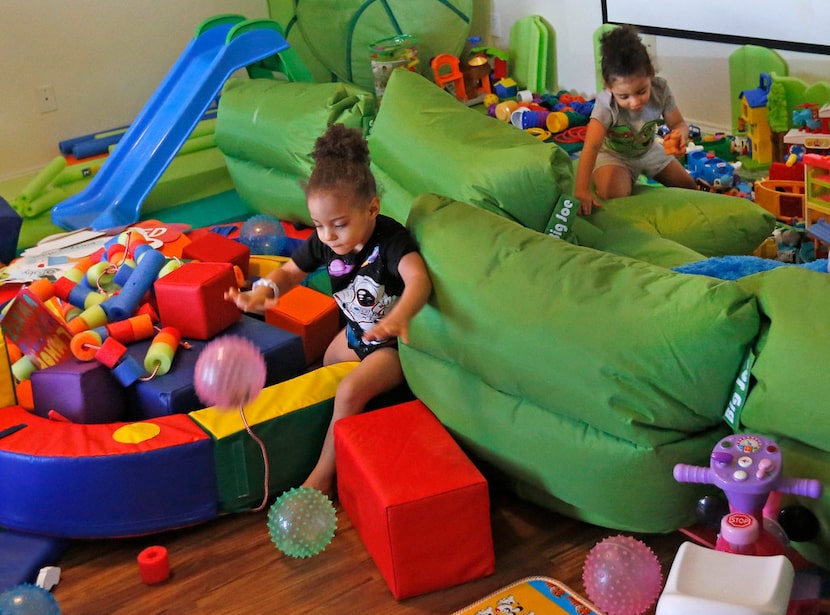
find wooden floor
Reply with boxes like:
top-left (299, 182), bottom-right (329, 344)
top-left (47, 480), bottom-right (826, 615)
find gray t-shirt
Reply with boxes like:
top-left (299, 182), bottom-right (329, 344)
top-left (591, 76), bottom-right (677, 157)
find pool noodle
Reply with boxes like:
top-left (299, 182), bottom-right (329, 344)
top-left (100, 248), bottom-right (165, 322)
top-left (14, 156), bottom-right (67, 204)
top-left (21, 189), bottom-right (69, 218)
top-left (59, 108), bottom-right (217, 158)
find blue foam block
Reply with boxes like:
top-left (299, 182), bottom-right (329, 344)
top-left (0, 530), bottom-right (67, 592)
top-left (0, 197), bottom-right (22, 265)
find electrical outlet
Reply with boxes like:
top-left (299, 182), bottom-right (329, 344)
top-left (491, 12), bottom-right (503, 39)
top-left (37, 85), bottom-right (57, 113)
top-left (639, 33), bottom-right (658, 64)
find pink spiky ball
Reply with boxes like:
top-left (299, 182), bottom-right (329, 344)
top-left (582, 535), bottom-right (663, 615)
top-left (193, 335), bottom-right (266, 410)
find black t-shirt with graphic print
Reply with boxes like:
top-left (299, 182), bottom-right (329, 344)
top-left (291, 214), bottom-right (418, 356)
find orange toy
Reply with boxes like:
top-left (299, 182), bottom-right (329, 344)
top-left (663, 130), bottom-right (686, 156)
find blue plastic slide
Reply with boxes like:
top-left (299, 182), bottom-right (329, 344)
top-left (51, 15), bottom-right (290, 231)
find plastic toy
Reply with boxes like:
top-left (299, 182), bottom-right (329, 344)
top-left (803, 153), bottom-right (830, 234)
top-left (267, 486), bottom-right (337, 558)
top-left (369, 34), bottom-right (419, 99)
top-left (431, 53), bottom-right (483, 105)
top-left (664, 433), bottom-right (824, 613)
top-left (686, 150), bottom-right (737, 192)
top-left (738, 73), bottom-right (774, 167)
top-left (36, 567), bottom-right (61, 592)
top-left (662, 129), bottom-right (686, 157)
top-left (582, 535), bottom-right (663, 615)
top-left (193, 335), bottom-right (266, 411)
top-left (786, 143), bottom-right (807, 167)
top-left (493, 77), bottom-right (517, 99)
top-left (656, 541), bottom-right (795, 615)
top-left (0, 583), bottom-right (61, 614)
top-left (462, 54), bottom-right (492, 102)
top-left (237, 214), bottom-right (287, 256)
top-left (469, 43), bottom-right (508, 81)
top-left (792, 103), bottom-right (821, 131)
top-left (673, 433), bottom-right (822, 557)
top-left (695, 493), bottom-right (729, 529)
top-left (753, 178), bottom-right (805, 222)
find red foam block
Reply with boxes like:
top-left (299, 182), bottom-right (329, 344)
top-left (153, 262), bottom-right (240, 340)
top-left (182, 231), bottom-right (250, 278)
top-left (335, 400), bottom-right (494, 599)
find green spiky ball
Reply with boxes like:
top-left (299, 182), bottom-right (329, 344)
top-left (267, 487), bottom-right (337, 558)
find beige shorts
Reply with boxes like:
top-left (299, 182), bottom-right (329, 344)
top-left (594, 141), bottom-right (673, 183)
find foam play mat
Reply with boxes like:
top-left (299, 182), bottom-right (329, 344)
top-left (452, 577), bottom-right (600, 615)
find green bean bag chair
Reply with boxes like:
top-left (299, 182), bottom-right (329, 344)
top-left (402, 193), bottom-right (761, 533)
top-left (215, 78), bottom-right (376, 225)
top-left (735, 267), bottom-right (830, 568)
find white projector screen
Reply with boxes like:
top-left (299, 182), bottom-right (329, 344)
top-left (602, 0), bottom-right (830, 55)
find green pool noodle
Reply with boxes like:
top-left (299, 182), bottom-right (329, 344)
top-left (17, 156), bottom-right (66, 202)
top-left (108, 132), bottom-right (215, 156)
top-left (53, 159), bottom-right (106, 187)
top-left (188, 117), bottom-right (217, 138)
top-left (177, 134), bottom-right (216, 156)
top-left (22, 187), bottom-right (69, 219)
top-left (94, 127), bottom-right (128, 140)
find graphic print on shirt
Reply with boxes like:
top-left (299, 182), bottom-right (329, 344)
top-left (605, 118), bottom-right (662, 155)
top-left (333, 273), bottom-right (398, 336)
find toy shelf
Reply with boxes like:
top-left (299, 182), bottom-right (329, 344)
top-left (803, 154), bottom-right (830, 225)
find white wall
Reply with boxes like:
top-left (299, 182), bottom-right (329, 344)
top-left (4, 0), bottom-right (829, 181)
top-left (489, 0), bottom-right (830, 133)
top-left (0, 0), bottom-right (268, 181)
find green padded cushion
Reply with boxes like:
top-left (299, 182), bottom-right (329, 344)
top-left (573, 217), bottom-right (706, 268)
top-left (588, 185), bottom-right (775, 257)
top-left (737, 267), bottom-right (830, 450)
top-left (401, 193), bottom-right (760, 531)
top-left (369, 69), bottom-right (576, 233)
top-left (215, 78), bottom-right (376, 225)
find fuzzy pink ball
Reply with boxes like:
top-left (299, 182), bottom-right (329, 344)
top-left (582, 535), bottom-right (663, 615)
top-left (193, 335), bottom-right (266, 410)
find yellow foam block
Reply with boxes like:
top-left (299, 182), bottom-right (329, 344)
top-left (190, 361), bottom-right (358, 439)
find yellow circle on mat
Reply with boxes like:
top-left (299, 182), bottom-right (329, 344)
top-left (113, 423), bottom-right (161, 444)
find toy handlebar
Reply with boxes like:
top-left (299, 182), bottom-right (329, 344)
top-left (673, 463), bottom-right (712, 485)
top-left (673, 463), bottom-right (822, 499)
top-left (777, 476), bottom-right (823, 499)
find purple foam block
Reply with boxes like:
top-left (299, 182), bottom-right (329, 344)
top-left (31, 357), bottom-right (126, 423)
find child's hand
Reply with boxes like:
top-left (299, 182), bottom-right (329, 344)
top-left (224, 286), bottom-right (277, 314)
top-left (576, 190), bottom-right (601, 216)
top-left (663, 130), bottom-right (686, 157)
top-left (363, 313), bottom-right (410, 345)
